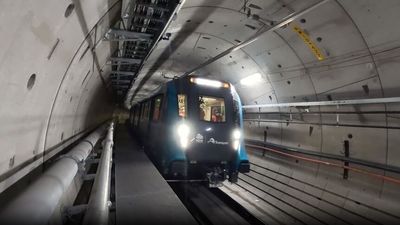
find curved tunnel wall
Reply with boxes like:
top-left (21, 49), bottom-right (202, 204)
top-left (125, 0), bottom-right (400, 212)
top-left (130, 0), bottom-right (400, 169)
top-left (0, 0), bottom-right (119, 192)
top-left (0, 0), bottom-right (400, 220)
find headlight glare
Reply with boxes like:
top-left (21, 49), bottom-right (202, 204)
top-left (233, 129), bottom-right (241, 139)
top-left (233, 140), bottom-right (240, 150)
top-left (177, 123), bottom-right (190, 149)
top-left (232, 129), bottom-right (241, 150)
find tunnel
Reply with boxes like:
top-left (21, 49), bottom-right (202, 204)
top-left (1, 0), bottom-right (400, 224)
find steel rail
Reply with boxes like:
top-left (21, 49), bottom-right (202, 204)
top-left (249, 162), bottom-right (400, 220)
top-left (236, 180), bottom-right (309, 225)
top-left (241, 172), bottom-right (354, 225)
top-left (170, 183), bottom-right (264, 225)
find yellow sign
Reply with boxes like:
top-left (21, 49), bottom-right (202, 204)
top-left (292, 24), bottom-right (325, 61)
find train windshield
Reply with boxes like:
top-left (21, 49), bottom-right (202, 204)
top-left (199, 96), bottom-right (226, 122)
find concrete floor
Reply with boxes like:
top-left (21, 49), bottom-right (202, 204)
top-left (114, 125), bottom-right (197, 225)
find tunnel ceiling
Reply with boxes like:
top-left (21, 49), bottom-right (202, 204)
top-left (108, 0), bottom-right (179, 100)
top-left (123, 0), bottom-right (400, 109)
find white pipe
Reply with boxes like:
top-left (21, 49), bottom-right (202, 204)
top-left (83, 122), bottom-right (114, 225)
top-left (242, 97), bottom-right (400, 109)
top-left (0, 124), bottom-right (108, 225)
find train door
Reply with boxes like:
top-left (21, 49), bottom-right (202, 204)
top-left (138, 102), bottom-right (145, 133)
top-left (132, 105), bottom-right (138, 129)
top-left (149, 95), bottom-right (163, 150)
top-left (129, 109), bottom-right (133, 126)
top-left (139, 100), bottom-right (151, 136)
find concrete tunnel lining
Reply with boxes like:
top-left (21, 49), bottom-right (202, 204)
top-left (1, 0), bottom-right (400, 224)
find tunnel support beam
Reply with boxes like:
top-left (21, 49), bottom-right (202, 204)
top-left (109, 57), bottom-right (141, 65)
top-left (104, 28), bottom-right (153, 41)
top-left (111, 71), bottom-right (136, 76)
top-left (0, 123), bottom-right (109, 225)
top-left (83, 122), bottom-right (114, 225)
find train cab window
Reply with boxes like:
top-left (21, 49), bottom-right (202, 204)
top-left (178, 94), bottom-right (187, 118)
top-left (152, 96), bottom-right (163, 121)
top-left (199, 96), bottom-right (226, 122)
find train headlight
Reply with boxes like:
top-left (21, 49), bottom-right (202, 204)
top-left (232, 129), bottom-right (241, 150)
top-left (177, 123), bottom-right (190, 149)
top-left (233, 129), bottom-right (241, 139)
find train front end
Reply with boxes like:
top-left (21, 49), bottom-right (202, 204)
top-left (167, 76), bottom-right (249, 187)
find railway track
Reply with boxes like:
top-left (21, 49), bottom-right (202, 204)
top-left (169, 182), bottom-right (265, 225)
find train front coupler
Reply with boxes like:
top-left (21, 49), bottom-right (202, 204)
top-left (206, 167), bottom-right (226, 188)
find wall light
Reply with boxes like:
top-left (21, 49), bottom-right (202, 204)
top-left (240, 73), bottom-right (263, 86)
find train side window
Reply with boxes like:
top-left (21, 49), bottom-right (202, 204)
top-left (143, 101), bottom-right (151, 122)
top-left (134, 107), bottom-right (140, 126)
top-left (199, 96), bottom-right (226, 122)
top-left (177, 94), bottom-right (187, 118)
top-left (130, 110), bottom-right (134, 124)
top-left (233, 99), bottom-right (240, 126)
top-left (152, 96), bottom-right (163, 121)
top-left (140, 104), bottom-right (145, 122)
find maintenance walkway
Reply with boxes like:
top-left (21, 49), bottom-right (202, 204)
top-left (114, 125), bottom-right (197, 225)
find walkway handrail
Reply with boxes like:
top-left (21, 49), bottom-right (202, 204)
top-left (83, 122), bottom-right (114, 225)
top-left (0, 124), bottom-right (108, 225)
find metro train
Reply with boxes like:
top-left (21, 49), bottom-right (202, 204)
top-left (128, 75), bottom-right (250, 186)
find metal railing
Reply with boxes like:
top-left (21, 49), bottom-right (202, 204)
top-left (83, 122), bottom-right (114, 225)
top-left (242, 97), bottom-right (400, 109)
top-left (0, 124), bottom-right (108, 225)
top-left (245, 140), bottom-right (400, 185)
